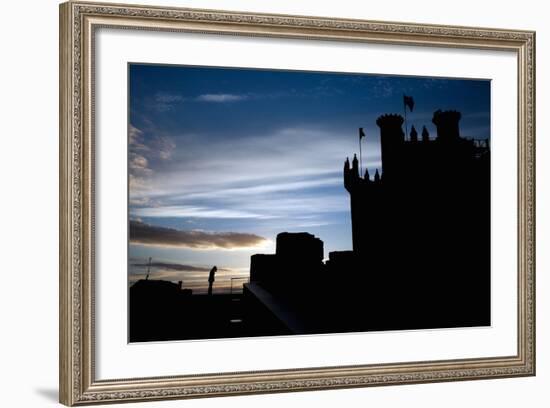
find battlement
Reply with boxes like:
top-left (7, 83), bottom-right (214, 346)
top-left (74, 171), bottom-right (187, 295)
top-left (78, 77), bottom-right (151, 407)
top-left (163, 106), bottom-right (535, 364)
top-left (432, 110), bottom-right (462, 141)
top-left (376, 114), bottom-right (404, 128)
top-left (344, 156), bottom-right (382, 194)
top-left (432, 109), bottom-right (461, 125)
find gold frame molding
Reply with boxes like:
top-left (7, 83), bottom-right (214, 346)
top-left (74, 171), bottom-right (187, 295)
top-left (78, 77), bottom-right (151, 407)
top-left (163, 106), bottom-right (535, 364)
top-left (59, 1), bottom-right (536, 405)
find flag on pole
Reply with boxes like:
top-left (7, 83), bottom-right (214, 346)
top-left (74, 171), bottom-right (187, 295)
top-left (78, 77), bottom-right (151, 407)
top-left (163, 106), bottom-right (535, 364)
top-left (403, 95), bottom-right (414, 112)
top-left (359, 127), bottom-right (366, 139)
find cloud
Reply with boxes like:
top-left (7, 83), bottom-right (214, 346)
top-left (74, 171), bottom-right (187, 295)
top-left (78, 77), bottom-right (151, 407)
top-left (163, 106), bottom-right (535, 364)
top-left (128, 124), bottom-right (176, 193)
top-left (133, 195), bottom-right (347, 220)
top-left (129, 153), bottom-right (151, 174)
top-left (151, 92), bottom-right (249, 110)
top-left (129, 220), bottom-right (269, 250)
top-left (196, 93), bottom-right (248, 103)
top-left (129, 196), bottom-right (160, 208)
top-left (129, 124), bottom-right (175, 162)
top-left (153, 92), bottom-right (186, 111)
top-left (131, 261), bottom-right (226, 273)
top-left (156, 136), bottom-right (176, 160)
top-left (143, 126), bottom-right (380, 192)
top-left (149, 90), bottom-right (318, 111)
top-left (129, 124), bottom-right (145, 146)
top-left (129, 125), bottom-right (154, 191)
top-left (134, 206), bottom-right (276, 220)
top-left (174, 177), bottom-right (342, 201)
top-left (155, 93), bottom-right (185, 104)
top-left (128, 125), bottom-right (380, 226)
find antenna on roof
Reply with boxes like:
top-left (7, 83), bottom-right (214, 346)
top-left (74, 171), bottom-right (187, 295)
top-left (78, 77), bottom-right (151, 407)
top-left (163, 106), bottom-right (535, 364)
top-left (145, 257), bottom-right (152, 280)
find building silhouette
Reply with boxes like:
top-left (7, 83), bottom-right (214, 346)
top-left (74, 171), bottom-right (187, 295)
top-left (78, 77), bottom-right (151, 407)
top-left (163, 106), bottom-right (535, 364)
top-left (130, 108), bottom-right (492, 341)
top-left (245, 109), bottom-right (491, 333)
top-left (250, 232), bottom-right (324, 292)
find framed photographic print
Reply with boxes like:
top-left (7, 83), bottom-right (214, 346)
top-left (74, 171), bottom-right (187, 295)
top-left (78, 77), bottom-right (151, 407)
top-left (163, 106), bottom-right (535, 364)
top-left (59, 1), bottom-right (536, 405)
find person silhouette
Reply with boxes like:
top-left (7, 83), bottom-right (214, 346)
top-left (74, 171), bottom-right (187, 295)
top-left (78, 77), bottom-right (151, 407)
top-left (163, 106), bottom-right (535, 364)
top-left (207, 266), bottom-right (217, 296)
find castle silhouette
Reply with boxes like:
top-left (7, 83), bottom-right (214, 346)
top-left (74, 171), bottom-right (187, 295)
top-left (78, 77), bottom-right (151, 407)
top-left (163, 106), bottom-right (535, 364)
top-left (244, 109), bottom-right (490, 334)
top-left (129, 108), bottom-right (491, 342)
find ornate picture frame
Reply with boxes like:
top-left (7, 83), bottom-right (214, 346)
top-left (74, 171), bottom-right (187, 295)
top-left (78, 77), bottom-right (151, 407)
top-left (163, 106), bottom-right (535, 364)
top-left (59, 1), bottom-right (535, 405)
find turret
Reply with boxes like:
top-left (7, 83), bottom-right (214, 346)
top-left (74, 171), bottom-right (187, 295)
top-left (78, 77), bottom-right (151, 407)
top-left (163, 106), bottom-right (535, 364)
top-left (344, 156), bottom-right (358, 193)
top-left (410, 125), bottom-right (418, 142)
top-left (374, 169), bottom-right (380, 183)
top-left (432, 110), bottom-right (461, 142)
top-left (352, 154), bottom-right (359, 177)
top-left (364, 168), bottom-right (371, 182)
top-left (376, 114), bottom-right (404, 181)
top-left (422, 125), bottom-right (430, 142)
top-left (343, 157), bottom-right (350, 192)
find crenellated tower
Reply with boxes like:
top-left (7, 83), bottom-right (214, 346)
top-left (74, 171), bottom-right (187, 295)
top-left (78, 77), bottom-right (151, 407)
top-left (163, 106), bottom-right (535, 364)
top-left (432, 109), bottom-right (461, 142)
top-left (246, 105), bottom-right (491, 333)
top-left (376, 114), bottom-right (405, 181)
top-left (342, 108), bottom-right (489, 281)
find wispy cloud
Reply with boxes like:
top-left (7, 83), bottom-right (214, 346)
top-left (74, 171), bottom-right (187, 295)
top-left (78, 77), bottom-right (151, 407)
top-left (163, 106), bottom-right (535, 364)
top-left (128, 64), bottom-right (490, 275)
top-left (134, 126), bottom-right (380, 195)
top-left (131, 261), bottom-right (228, 273)
top-left (129, 125), bottom-right (153, 191)
top-left (155, 136), bottom-right (176, 160)
top-left (153, 93), bottom-right (186, 112)
top-left (129, 125), bottom-right (379, 226)
top-left (151, 88), bottom-right (349, 111)
top-left (171, 177), bottom-right (342, 201)
top-left (134, 206), bottom-right (276, 220)
top-left (129, 124), bottom-right (146, 146)
top-left (130, 220), bottom-right (269, 250)
top-left (128, 124), bottom-right (176, 193)
top-left (152, 92), bottom-right (249, 111)
top-left (155, 93), bottom-right (185, 104)
top-left (196, 93), bottom-right (249, 103)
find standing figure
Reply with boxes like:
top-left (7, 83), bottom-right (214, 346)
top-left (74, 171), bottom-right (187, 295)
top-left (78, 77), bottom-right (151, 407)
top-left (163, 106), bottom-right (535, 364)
top-left (207, 266), bottom-right (217, 296)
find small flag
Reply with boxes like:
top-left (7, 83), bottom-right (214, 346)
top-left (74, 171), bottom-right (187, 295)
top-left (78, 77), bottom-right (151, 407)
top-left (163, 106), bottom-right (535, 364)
top-left (403, 95), bottom-right (414, 112)
top-left (359, 127), bottom-right (366, 139)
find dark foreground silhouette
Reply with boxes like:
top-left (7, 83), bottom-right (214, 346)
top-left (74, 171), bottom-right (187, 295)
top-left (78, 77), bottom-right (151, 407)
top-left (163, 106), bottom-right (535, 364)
top-left (129, 109), bottom-right (490, 342)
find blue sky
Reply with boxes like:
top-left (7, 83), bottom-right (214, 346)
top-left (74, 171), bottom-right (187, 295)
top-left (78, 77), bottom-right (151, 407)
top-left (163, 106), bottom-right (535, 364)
top-left (128, 63), bottom-right (490, 293)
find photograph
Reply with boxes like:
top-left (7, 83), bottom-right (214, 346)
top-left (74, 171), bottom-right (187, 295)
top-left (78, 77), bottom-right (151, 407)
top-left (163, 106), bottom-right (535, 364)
top-left (57, 2), bottom-right (535, 404)
top-left (127, 64), bottom-right (491, 342)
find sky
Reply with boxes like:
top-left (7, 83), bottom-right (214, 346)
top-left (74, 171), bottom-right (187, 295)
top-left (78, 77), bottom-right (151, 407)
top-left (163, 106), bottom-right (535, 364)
top-left (128, 63), bottom-right (491, 293)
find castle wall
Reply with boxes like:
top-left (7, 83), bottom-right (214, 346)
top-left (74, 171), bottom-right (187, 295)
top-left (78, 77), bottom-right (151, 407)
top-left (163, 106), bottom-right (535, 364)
top-left (341, 110), bottom-right (490, 327)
